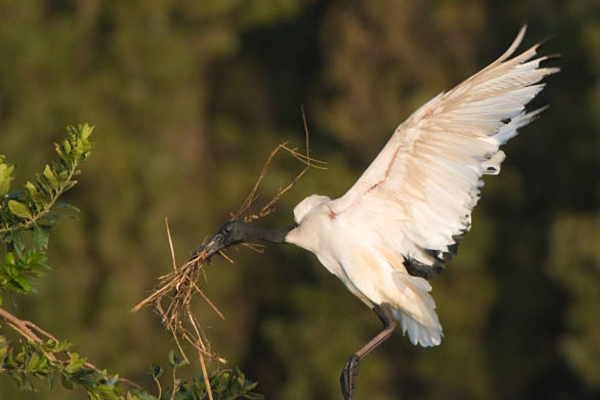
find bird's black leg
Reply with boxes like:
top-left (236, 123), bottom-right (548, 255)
top-left (340, 305), bottom-right (397, 400)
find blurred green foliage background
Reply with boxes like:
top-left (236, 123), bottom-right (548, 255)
top-left (1, 0), bottom-right (599, 399)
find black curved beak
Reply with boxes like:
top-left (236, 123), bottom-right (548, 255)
top-left (191, 232), bottom-right (227, 261)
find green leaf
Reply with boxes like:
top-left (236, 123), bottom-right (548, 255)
top-left (51, 202), bottom-right (80, 215)
top-left (0, 157), bottom-right (15, 197)
top-left (0, 337), bottom-right (8, 359)
top-left (4, 251), bottom-right (15, 266)
top-left (12, 275), bottom-right (31, 292)
top-left (62, 138), bottom-right (72, 156)
top-left (168, 350), bottom-right (177, 367)
top-left (8, 200), bottom-right (32, 219)
top-left (149, 362), bottom-right (163, 379)
top-left (42, 164), bottom-right (59, 188)
top-left (24, 181), bottom-right (43, 210)
top-left (33, 225), bottom-right (50, 249)
top-left (42, 339), bottom-right (73, 353)
top-left (25, 352), bottom-right (40, 372)
top-left (65, 352), bottom-right (87, 373)
top-left (61, 373), bottom-right (75, 390)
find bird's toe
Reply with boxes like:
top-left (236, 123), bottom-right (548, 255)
top-left (340, 355), bottom-right (360, 400)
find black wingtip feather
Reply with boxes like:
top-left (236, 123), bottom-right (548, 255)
top-left (404, 256), bottom-right (445, 280)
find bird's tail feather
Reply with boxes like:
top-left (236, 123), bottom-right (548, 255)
top-left (389, 272), bottom-right (443, 347)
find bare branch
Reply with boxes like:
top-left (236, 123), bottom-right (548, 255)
top-left (0, 306), bottom-right (143, 391)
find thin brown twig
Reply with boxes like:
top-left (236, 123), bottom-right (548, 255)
top-left (198, 350), bottom-right (213, 400)
top-left (131, 277), bottom-right (173, 312)
top-left (242, 242), bottom-right (266, 253)
top-left (186, 311), bottom-right (214, 400)
top-left (217, 249), bottom-right (235, 263)
top-left (0, 307), bottom-right (57, 362)
top-left (257, 161), bottom-right (309, 218)
top-left (233, 143), bottom-right (285, 221)
top-left (190, 280), bottom-right (225, 320)
top-left (165, 217), bottom-right (178, 272)
top-left (301, 104), bottom-right (311, 163)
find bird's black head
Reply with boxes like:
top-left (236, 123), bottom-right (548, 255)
top-left (197, 220), bottom-right (250, 259)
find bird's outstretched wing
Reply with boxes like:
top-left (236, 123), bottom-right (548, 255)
top-left (332, 26), bottom-right (558, 268)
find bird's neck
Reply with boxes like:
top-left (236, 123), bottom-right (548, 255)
top-left (244, 223), bottom-right (296, 244)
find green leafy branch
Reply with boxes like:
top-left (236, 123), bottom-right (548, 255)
top-left (0, 124), bottom-right (93, 301)
top-left (0, 124), bottom-right (264, 400)
top-left (150, 353), bottom-right (263, 400)
top-left (0, 306), bottom-right (146, 400)
top-left (0, 124), bottom-right (93, 235)
top-left (0, 307), bottom-right (263, 400)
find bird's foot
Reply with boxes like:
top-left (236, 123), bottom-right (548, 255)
top-left (340, 354), bottom-right (360, 400)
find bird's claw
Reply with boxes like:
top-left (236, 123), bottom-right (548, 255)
top-left (340, 354), bottom-right (360, 400)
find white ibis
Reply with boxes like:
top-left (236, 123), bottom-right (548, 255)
top-left (196, 26), bottom-right (558, 400)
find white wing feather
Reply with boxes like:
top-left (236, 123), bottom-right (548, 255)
top-left (331, 25), bottom-right (558, 267)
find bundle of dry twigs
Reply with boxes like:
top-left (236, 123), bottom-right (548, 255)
top-left (132, 110), bottom-right (324, 400)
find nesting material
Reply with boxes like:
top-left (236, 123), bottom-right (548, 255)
top-left (133, 115), bottom-right (322, 369)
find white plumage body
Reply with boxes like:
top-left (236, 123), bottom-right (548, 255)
top-left (285, 26), bottom-right (558, 347)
